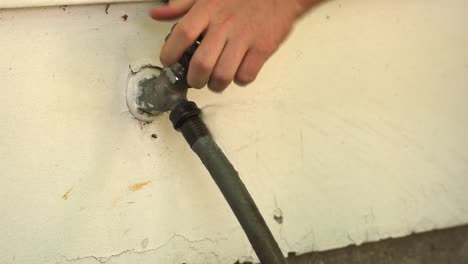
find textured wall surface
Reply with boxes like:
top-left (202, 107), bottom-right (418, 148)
top-left (1, 1), bottom-right (467, 263)
top-left (0, 0), bottom-right (155, 9)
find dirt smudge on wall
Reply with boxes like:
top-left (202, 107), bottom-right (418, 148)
top-left (128, 181), bottom-right (152, 192)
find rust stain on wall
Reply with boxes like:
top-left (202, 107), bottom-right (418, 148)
top-left (128, 181), bottom-right (152, 192)
top-left (62, 188), bottom-right (73, 200)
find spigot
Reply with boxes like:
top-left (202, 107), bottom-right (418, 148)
top-left (126, 29), bottom-right (201, 122)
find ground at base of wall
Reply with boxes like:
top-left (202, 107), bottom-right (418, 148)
top-left (281, 225), bottom-right (468, 264)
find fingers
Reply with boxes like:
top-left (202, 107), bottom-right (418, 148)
top-left (149, 0), bottom-right (298, 93)
top-left (235, 48), bottom-right (269, 86)
top-left (208, 39), bottom-right (249, 92)
top-left (149, 0), bottom-right (194, 20)
top-left (187, 27), bottom-right (227, 88)
top-left (159, 3), bottom-right (209, 66)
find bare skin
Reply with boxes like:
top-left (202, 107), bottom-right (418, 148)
top-left (150, 0), bottom-right (320, 92)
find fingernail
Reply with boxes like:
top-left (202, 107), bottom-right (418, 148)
top-left (236, 82), bottom-right (248, 87)
top-left (208, 81), bottom-right (226, 93)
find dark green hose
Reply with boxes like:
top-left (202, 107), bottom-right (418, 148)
top-left (192, 135), bottom-right (287, 264)
top-left (170, 101), bottom-right (287, 264)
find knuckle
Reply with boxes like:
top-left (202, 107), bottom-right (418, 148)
top-left (253, 43), bottom-right (275, 57)
top-left (191, 55), bottom-right (211, 73)
top-left (175, 24), bottom-right (196, 42)
top-left (212, 15), bottom-right (235, 29)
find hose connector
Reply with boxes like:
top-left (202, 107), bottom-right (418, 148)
top-left (170, 101), bottom-right (210, 147)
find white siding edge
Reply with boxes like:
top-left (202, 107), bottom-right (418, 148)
top-left (0, 0), bottom-right (157, 9)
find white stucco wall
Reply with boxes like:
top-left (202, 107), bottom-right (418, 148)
top-left (1, 1), bottom-right (467, 263)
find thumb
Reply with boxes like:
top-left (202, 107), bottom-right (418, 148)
top-left (149, 0), bottom-right (195, 20)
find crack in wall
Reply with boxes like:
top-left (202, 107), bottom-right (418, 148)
top-left (274, 195), bottom-right (294, 252)
top-left (62, 233), bottom-right (220, 263)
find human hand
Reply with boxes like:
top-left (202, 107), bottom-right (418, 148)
top-left (150, 0), bottom-right (318, 92)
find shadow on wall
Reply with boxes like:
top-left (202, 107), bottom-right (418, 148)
top-left (284, 224), bottom-right (468, 264)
